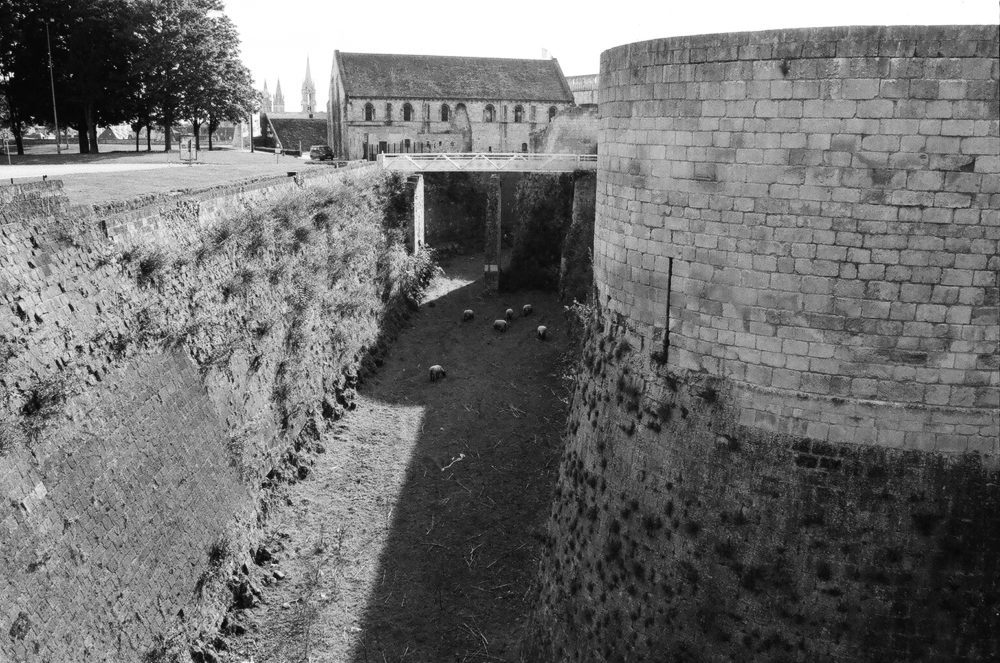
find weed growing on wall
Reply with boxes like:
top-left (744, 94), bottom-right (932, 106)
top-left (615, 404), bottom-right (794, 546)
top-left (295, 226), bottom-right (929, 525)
top-left (0, 169), bottom-right (434, 463)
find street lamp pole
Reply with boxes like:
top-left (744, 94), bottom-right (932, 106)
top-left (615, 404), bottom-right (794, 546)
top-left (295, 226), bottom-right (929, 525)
top-left (43, 19), bottom-right (61, 155)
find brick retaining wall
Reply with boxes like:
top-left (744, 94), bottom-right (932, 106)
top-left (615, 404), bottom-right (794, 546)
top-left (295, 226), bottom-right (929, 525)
top-left (0, 161), bottom-right (407, 662)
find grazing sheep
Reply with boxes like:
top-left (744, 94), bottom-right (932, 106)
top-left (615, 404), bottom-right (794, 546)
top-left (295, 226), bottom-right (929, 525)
top-left (493, 319), bottom-right (509, 333)
top-left (522, 304), bottom-right (533, 317)
top-left (462, 309), bottom-right (474, 321)
top-left (536, 325), bottom-right (548, 340)
top-left (505, 308), bottom-right (515, 321)
top-left (429, 364), bottom-right (446, 381)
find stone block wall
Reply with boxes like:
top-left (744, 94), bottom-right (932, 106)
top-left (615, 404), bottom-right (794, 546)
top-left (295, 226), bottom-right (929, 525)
top-left (530, 25), bottom-right (1000, 663)
top-left (595, 25), bottom-right (998, 452)
top-left (531, 105), bottom-right (600, 155)
top-left (566, 74), bottom-right (600, 105)
top-left (341, 97), bottom-right (571, 157)
top-left (529, 315), bottom-right (1000, 662)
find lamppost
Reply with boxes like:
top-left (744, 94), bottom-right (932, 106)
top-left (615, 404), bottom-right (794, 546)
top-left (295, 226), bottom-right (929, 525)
top-left (42, 18), bottom-right (61, 155)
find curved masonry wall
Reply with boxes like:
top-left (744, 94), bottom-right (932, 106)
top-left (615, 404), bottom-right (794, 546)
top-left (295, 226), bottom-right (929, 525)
top-left (531, 25), bottom-right (999, 663)
top-left (595, 24), bottom-right (998, 452)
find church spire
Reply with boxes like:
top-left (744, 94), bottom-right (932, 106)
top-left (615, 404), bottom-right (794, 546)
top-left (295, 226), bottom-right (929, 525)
top-left (274, 78), bottom-right (285, 113)
top-left (301, 57), bottom-right (317, 115)
top-left (261, 80), bottom-right (272, 113)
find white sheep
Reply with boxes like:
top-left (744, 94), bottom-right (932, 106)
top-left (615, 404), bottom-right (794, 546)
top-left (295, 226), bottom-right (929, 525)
top-left (536, 325), bottom-right (548, 340)
top-left (505, 308), bottom-right (514, 321)
top-left (522, 304), bottom-right (533, 317)
top-left (462, 309), bottom-right (474, 321)
top-left (493, 319), bottom-right (508, 333)
top-left (429, 364), bottom-right (446, 381)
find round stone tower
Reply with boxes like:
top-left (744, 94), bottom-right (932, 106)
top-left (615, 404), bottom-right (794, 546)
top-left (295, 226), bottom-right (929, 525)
top-left (530, 25), bottom-right (999, 663)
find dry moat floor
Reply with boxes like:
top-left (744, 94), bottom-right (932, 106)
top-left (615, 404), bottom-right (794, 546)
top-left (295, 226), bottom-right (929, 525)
top-left (224, 254), bottom-right (571, 662)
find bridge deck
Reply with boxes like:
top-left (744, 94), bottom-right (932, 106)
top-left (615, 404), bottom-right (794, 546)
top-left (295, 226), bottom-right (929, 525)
top-left (378, 152), bottom-right (597, 173)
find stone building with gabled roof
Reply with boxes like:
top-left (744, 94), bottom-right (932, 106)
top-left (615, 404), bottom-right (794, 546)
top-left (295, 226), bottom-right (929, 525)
top-left (327, 51), bottom-right (575, 159)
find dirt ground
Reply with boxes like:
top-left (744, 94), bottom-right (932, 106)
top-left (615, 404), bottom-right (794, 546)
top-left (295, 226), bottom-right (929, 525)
top-left (223, 254), bottom-right (571, 662)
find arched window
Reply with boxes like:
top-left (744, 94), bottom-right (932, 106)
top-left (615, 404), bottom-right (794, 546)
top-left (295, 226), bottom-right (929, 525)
top-left (402, 103), bottom-right (413, 121)
top-left (385, 103), bottom-right (392, 121)
top-left (513, 105), bottom-right (524, 123)
top-left (364, 103), bottom-right (375, 121)
top-left (548, 106), bottom-right (558, 121)
top-left (456, 102), bottom-right (467, 115)
top-left (521, 142), bottom-right (528, 152)
top-left (440, 104), bottom-right (450, 122)
top-left (484, 104), bottom-right (495, 122)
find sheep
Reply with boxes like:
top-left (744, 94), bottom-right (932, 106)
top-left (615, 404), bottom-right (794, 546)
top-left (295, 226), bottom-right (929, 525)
top-left (522, 304), bottom-right (533, 317)
top-left (462, 309), bottom-right (474, 321)
top-left (505, 308), bottom-right (515, 321)
top-left (536, 325), bottom-right (548, 340)
top-left (429, 364), bottom-right (446, 381)
top-left (493, 319), bottom-right (509, 333)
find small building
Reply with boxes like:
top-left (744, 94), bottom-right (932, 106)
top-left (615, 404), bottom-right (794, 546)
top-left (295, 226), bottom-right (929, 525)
top-left (565, 74), bottom-right (599, 105)
top-left (327, 52), bottom-right (575, 160)
top-left (259, 111), bottom-right (329, 154)
top-left (97, 124), bottom-right (133, 142)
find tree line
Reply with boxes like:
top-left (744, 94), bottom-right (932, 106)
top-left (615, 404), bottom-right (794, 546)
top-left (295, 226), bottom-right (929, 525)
top-left (0, 0), bottom-right (257, 155)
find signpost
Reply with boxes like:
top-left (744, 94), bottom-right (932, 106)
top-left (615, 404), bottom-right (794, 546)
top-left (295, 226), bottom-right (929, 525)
top-left (180, 138), bottom-right (197, 166)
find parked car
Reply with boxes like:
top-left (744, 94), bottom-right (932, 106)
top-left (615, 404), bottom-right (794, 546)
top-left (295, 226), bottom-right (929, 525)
top-left (309, 144), bottom-right (335, 161)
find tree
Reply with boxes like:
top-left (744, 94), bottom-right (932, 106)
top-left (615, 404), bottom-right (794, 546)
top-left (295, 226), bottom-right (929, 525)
top-left (0, 0), bottom-right (49, 155)
top-left (2, 0), bottom-right (257, 154)
top-left (137, 0), bottom-right (247, 152)
top-left (175, 2), bottom-right (254, 151)
top-left (56, 0), bottom-right (140, 153)
top-left (0, 0), bottom-right (142, 154)
top-left (203, 46), bottom-right (257, 150)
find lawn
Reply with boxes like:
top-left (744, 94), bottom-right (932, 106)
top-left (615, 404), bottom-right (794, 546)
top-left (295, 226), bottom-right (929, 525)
top-left (1, 144), bottom-right (333, 207)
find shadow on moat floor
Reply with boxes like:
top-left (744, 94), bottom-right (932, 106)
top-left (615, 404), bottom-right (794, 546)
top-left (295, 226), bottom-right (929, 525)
top-left (240, 253), bottom-right (570, 662)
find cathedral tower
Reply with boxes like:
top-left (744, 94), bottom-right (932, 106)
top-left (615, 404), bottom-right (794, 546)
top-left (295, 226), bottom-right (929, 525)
top-left (301, 57), bottom-right (317, 115)
top-left (273, 79), bottom-right (285, 113)
top-left (260, 80), bottom-right (273, 113)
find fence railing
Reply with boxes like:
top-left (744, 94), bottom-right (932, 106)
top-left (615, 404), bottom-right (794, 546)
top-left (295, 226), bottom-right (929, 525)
top-left (377, 152), bottom-right (598, 172)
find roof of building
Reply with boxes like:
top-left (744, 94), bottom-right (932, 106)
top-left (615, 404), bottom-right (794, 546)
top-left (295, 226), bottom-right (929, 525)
top-left (266, 116), bottom-right (328, 150)
top-left (335, 52), bottom-right (574, 103)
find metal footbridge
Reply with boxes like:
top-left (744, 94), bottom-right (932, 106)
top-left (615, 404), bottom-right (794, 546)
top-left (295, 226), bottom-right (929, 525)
top-left (377, 152), bottom-right (597, 173)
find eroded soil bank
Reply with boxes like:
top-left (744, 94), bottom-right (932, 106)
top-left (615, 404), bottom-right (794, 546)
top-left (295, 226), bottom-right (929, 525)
top-left (223, 254), bottom-right (572, 662)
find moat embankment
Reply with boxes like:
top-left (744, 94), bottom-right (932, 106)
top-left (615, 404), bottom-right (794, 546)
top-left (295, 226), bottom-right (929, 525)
top-left (0, 167), bottom-right (433, 662)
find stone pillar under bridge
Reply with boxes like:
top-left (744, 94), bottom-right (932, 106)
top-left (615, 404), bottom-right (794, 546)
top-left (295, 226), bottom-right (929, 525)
top-left (407, 174), bottom-right (425, 253)
top-left (483, 174), bottom-right (501, 294)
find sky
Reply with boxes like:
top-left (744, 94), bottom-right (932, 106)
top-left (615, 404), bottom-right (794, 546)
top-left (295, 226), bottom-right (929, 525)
top-left (223, 0), bottom-right (998, 113)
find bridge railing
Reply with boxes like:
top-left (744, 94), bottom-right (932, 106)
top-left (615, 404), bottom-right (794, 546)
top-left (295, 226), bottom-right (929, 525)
top-left (377, 152), bottom-right (598, 172)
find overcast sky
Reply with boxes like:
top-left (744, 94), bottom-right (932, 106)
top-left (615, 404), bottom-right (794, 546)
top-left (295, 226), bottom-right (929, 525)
top-left (222, 0), bottom-right (998, 112)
